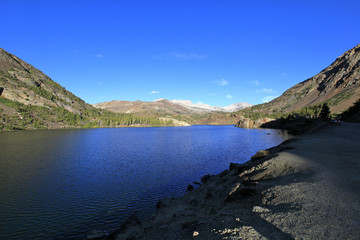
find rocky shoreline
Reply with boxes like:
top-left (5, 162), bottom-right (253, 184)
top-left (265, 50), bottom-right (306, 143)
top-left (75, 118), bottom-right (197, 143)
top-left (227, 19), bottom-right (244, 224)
top-left (89, 121), bottom-right (360, 240)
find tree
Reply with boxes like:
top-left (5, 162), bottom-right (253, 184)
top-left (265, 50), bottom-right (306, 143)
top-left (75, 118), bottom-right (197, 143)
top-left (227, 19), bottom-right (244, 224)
top-left (319, 103), bottom-right (330, 120)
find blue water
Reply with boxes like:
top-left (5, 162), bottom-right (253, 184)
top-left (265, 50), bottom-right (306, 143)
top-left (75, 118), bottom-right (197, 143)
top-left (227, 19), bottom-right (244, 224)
top-left (0, 125), bottom-right (289, 239)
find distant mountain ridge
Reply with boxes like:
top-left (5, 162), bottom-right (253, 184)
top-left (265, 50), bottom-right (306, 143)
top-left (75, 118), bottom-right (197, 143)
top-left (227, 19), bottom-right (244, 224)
top-left (93, 99), bottom-right (252, 114)
top-left (169, 99), bottom-right (252, 113)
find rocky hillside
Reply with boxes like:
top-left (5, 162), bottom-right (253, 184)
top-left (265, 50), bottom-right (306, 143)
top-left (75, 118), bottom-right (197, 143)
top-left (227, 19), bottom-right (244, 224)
top-left (0, 48), bottom-right (90, 114)
top-left (93, 99), bottom-right (195, 115)
top-left (250, 44), bottom-right (360, 115)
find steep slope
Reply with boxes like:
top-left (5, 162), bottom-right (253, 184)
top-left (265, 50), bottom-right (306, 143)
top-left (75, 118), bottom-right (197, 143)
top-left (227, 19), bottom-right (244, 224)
top-left (0, 48), bottom-right (89, 114)
top-left (250, 44), bottom-right (360, 115)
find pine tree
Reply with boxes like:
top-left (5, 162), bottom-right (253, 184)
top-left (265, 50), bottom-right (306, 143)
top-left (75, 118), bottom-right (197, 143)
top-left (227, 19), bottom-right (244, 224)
top-left (319, 103), bottom-right (330, 120)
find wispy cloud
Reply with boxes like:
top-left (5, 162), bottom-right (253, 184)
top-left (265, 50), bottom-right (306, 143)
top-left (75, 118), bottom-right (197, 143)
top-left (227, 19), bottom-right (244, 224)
top-left (149, 90), bottom-right (160, 95)
top-left (262, 96), bottom-right (278, 103)
top-left (94, 53), bottom-right (103, 58)
top-left (155, 52), bottom-right (208, 61)
top-left (256, 88), bottom-right (275, 93)
top-left (249, 80), bottom-right (260, 86)
top-left (226, 94), bottom-right (233, 99)
top-left (214, 78), bottom-right (229, 86)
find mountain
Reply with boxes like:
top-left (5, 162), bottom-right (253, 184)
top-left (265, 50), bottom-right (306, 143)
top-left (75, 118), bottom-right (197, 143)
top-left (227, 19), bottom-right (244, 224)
top-left (249, 44), bottom-right (360, 115)
top-left (169, 100), bottom-right (252, 113)
top-left (0, 49), bottom-right (177, 130)
top-left (0, 48), bottom-right (89, 114)
top-left (93, 99), bottom-right (252, 115)
top-left (93, 99), bottom-right (195, 115)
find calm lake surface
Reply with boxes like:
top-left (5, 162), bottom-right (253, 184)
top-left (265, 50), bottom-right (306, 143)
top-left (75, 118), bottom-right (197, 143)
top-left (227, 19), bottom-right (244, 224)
top-left (0, 125), bottom-right (289, 239)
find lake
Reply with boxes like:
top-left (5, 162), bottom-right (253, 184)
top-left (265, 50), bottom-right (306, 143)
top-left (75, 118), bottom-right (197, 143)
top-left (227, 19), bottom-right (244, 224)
top-left (0, 125), bottom-right (289, 239)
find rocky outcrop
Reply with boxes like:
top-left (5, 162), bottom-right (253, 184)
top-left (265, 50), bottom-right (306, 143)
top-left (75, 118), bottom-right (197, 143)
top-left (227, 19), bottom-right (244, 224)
top-left (159, 117), bottom-right (191, 126)
top-left (235, 116), bottom-right (274, 128)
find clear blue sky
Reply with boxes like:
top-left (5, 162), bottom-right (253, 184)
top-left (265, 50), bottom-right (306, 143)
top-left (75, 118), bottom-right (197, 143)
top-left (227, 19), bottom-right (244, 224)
top-left (1, 0), bottom-right (359, 106)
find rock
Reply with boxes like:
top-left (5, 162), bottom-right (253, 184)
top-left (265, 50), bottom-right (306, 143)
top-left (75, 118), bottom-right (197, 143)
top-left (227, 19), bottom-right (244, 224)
top-left (225, 183), bottom-right (241, 202)
top-left (219, 169), bottom-right (229, 177)
top-left (229, 162), bottom-right (249, 174)
top-left (251, 150), bottom-right (270, 161)
top-left (193, 231), bottom-right (199, 236)
top-left (193, 181), bottom-right (201, 185)
top-left (235, 116), bottom-right (274, 128)
top-left (86, 230), bottom-right (108, 240)
top-left (201, 174), bottom-right (211, 184)
top-left (252, 206), bottom-right (271, 213)
top-left (156, 200), bottom-right (165, 209)
top-left (225, 184), bottom-right (257, 202)
top-left (187, 184), bottom-right (194, 191)
top-left (228, 183), bottom-right (241, 195)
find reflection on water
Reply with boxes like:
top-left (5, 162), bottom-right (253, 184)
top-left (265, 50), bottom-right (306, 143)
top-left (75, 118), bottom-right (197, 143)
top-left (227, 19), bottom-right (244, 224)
top-left (0, 126), bottom-right (290, 239)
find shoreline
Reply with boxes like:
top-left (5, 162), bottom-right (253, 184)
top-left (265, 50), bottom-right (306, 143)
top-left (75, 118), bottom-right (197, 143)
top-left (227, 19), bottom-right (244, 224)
top-left (92, 121), bottom-right (359, 240)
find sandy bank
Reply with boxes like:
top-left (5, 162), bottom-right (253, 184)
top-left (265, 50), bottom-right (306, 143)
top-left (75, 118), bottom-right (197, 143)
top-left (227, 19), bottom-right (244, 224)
top-left (104, 122), bottom-right (360, 240)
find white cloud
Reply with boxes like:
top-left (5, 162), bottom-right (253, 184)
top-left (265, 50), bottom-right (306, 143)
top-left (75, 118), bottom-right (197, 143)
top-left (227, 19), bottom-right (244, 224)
top-left (149, 90), bottom-right (160, 95)
top-left (155, 52), bottom-right (208, 60)
top-left (249, 80), bottom-right (260, 86)
top-left (215, 78), bottom-right (228, 86)
top-left (262, 96), bottom-right (278, 103)
top-left (256, 88), bottom-right (275, 93)
top-left (94, 54), bottom-right (103, 58)
top-left (226, 94), bottom-right (233, 99)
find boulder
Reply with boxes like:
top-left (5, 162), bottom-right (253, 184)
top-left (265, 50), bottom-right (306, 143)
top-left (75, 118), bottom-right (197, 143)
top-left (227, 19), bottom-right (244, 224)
top-left (229, 162), bottom-right (249, 174)
top-left (201, 174), bottom-right (211, 184)
top-left (252, 206), bottom-right (271, 213)
top-left (251, 150), bottom-right (270, 161)
top-left (156, 200), bottom-right (165, 209)
top-left (235, 117), bottom-right (274, 129)
top-left (225, 183), bottom-right (256, 202)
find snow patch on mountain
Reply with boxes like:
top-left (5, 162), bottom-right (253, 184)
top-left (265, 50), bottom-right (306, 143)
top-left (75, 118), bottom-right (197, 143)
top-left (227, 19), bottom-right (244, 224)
top-left (168, 99), bottom-right (252, 112)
